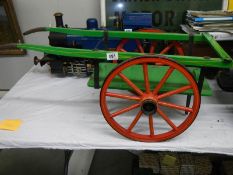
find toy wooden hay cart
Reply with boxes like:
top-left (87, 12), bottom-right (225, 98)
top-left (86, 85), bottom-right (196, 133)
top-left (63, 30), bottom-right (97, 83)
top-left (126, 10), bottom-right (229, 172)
top-left (2, 28), bottom-right (233, 142)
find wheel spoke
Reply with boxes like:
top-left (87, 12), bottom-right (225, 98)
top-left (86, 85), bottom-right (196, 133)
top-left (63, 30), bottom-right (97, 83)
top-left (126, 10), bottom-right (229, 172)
top-left (158, 101), bottom-right (193, 113)
top-left (149, 41), bottom-right (157, 54)
top-left (116, 39), bottom-right (128, 52)
top-left (153, 67), bottom-right (174, 94)
top-left (106, 92), bottom-right (141, 101)
top-left (118, 73), bottom-right (144, 96)
top-left (135, 39), bottom-right (144, 53)
top-left (120, 48), bottom-right (127, 52)
top-left (160, 42), bottom-right (175, 54)
top-left (174, 42), bottom-right (185, 55)
top-left (158, 85), bottom-right (192, 99)
top-left (157, 108), bottom-right (178, 131)
top-left (149, 114), bottom-right (154, 136)
top-left (127, 111), bottom-right (143, 132)
top-left (111, 103), bottom-right (140, 118)
top-left (142, 64), bottom-right (150, 93)
top-left (120, 39), bottom-right (128, 46)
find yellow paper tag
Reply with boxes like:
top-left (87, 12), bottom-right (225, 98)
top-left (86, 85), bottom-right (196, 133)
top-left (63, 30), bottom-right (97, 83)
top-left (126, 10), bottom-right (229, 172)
top-left (161, 155), bottom-right (177, 166)
top-left (0, 119), bottom-right (22, 131)
top-left (229, 0), bottom-right (233, 10)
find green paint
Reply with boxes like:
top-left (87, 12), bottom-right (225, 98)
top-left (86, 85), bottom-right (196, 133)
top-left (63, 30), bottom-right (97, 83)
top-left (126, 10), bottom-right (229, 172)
top-left (17, 43), bottom-right (233, 69)
top-left (87, 63), bottom-right (212, 96)
top-left (45, 27), bottom-right (204, 42)
top-left (202, 33), bottom-right (232, 62)
top-left (16, 28), bottom-right (232, 97)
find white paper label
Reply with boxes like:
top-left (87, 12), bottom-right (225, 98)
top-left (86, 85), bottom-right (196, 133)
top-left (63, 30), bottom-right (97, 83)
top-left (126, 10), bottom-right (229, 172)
top-left (124, 29), bottom-right (133, 32)
top-left (107, 52), bottom-right (119, 60)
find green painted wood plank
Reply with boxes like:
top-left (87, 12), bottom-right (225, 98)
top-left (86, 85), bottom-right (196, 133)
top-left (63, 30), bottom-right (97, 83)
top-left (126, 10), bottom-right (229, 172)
top-left (202, 33), bottom-right (232, 62)
top-left (17, 44), bottom-right (233, 69)
top-left (45, 27), bottom-right (204, 42)
top-left (88, 63), bottom-right (212, 96)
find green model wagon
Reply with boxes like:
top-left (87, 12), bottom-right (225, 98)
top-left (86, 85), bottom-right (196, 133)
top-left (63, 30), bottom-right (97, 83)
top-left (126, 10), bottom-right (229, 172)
top-left (1, 27), bottom-right (232, 142)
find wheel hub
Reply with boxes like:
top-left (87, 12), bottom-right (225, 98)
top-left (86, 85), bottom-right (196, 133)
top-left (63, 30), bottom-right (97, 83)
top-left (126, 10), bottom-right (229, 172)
top-left (141, 99), bottom-right (157, 115)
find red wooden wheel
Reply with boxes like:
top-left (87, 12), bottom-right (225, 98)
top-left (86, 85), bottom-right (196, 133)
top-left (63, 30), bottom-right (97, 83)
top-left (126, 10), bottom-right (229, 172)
top-left (116, 29), bottom-right (184, 55)
top-left (159, 41), bottom-right (184, 55)
top-left (100, 56), bottom-right (200, 142)
top-left (116, 38), bottom-right (145, 53)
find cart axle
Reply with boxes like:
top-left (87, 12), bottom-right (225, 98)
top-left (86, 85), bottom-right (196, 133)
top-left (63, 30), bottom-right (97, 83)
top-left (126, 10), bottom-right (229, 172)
top-left (141, 99), bottom-right (157, 115)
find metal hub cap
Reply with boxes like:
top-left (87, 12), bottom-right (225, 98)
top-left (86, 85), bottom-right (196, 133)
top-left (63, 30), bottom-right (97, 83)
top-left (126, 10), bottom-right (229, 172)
top-left (141, 99), bottom-right (157, 115)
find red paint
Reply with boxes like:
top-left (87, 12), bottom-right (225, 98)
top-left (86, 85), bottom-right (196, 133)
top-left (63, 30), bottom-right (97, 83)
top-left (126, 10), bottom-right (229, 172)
top-left (100, 56), bottom-right (200, 142)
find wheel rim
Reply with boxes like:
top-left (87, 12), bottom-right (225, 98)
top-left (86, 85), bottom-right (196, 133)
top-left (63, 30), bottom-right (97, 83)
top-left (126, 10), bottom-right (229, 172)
top-left (100, 56), bottom-right (200, 142)
top-left (116, 29), bottom-right (184, 55)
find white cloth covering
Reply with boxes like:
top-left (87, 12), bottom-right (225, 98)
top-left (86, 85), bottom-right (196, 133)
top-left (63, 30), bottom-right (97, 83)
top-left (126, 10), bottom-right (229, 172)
top-left (0, 65), bottom-right (233, 155)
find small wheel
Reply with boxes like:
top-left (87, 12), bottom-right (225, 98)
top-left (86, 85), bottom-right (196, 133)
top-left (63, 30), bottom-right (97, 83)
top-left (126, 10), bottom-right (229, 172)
top-left (116, 29), bottom-right (184, 55)
top-left (116, 38), bottom-right (145, 53)
top-left (100, 56), bottom-right (200, 142)
top-left (159, 41), bottom-right (184, 55)
top-left (116, 29), bottom-right (162, 53)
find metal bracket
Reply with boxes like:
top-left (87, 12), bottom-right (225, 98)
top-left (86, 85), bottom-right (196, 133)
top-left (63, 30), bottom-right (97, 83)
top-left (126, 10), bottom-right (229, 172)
top-left (197, 68), bottom-right (206, 94)
top-left (188, 33), bottom-right (194, 56)
top-left (64, 150), bottom-right (73, 175)
top-left (94, 61), bottom-right (100, 89)
top-left (185, 33), bottom-right (194, 113)
top-left (103, 29), bottom-right (109, 50)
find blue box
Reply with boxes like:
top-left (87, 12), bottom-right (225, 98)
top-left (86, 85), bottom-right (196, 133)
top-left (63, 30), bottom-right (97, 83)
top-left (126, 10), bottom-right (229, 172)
top-left (123, 13), bottom-right (153, 30)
